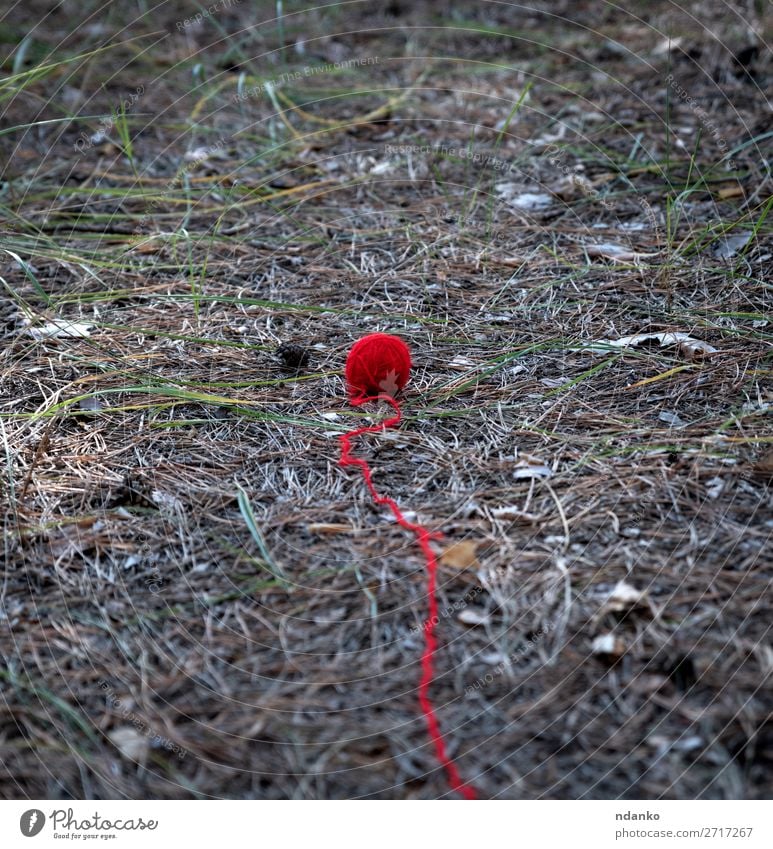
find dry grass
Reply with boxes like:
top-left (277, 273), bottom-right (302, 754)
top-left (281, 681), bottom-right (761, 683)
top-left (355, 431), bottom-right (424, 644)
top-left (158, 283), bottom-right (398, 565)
top-left (1, 0), bottom-right (771, 799)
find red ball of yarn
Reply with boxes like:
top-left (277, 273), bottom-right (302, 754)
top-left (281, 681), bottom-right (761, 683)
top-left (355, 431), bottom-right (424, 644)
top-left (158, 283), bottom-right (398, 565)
top-left (345, 333), bottom-right (411, 400)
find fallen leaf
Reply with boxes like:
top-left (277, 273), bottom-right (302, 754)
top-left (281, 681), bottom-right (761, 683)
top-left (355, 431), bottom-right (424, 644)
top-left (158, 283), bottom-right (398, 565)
top-left (658, 410), bottom-right (687, 428)
top-left (27, 320), bottom-right (93, 339)
top-left (108, 727), bottom-right (149, 762)
top-left (494, 183), bottom-right (552, 209)
top-left (584, 242), bottom-right (657, 262)
top-left (184, 146), bottom-right (219, 164)
top-left (592, 633), bottom-right (626, 657)
top-left (78, 396), bottom-right (103, 413)
top-left (439, 540), bottom-right (480, 570)
top-left (369, 159), bottom-right (394, 175)
top-left (677, 337), bottom-right (717, 359)
top-left (513, 455), bottom-right (552, 479)
top-left (716, 185), bottom-right (745, 200)
top-left (705, 476), bottom-right (724, 500)
top-left (585, 331), bottom-right (717, 360)
top-left (151, 490), bottom-right (183, 512)
top-left (457, 608), bottom-right (489, 626)
top-left (510, 192), bottom-right (553, 210)
top-left (602, 581), bottom-right (648, 614)
top-left (711, 230), bottom-right (752, 259)
top-left (653, 36), bottom-right (684, 55)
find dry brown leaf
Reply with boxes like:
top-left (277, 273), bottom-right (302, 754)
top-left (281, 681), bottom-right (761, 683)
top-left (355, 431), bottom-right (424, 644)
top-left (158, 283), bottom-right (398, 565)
top-left (491, 505), bottom-right (542, 523)
top-left (675, 336), bottom-right (718, 360)
top-left (306, 523), bottom-right (355, 535)
top-left (439, 540), bottom-right (480, 570)
top-left (751, 450), bottom-right (773, 477)
top-left (132, 242), bottom-right (163, 254)
top-left (26, 320), bottom-right (93, 339)
top-left (717, 185), bottom-right (745, 200)
top-left (494, 183), bottom-right (552, 210)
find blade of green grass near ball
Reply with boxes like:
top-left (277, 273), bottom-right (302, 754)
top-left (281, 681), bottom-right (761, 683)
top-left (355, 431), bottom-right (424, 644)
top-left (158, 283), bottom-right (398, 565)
top-left (733, 194), bottom-right (773, 267)
top-left (189, 180), bottom-right (244, 322)
top-left (544, 356), bottom-right (618, 396)
top-left (0, 116), bottom-right (95, 138)
top-left (112, 99), bottom-right (141, 185)
top-left (481, 257), bottom-right (530, 311)
top-left (423, 339), bottom-right (559, 405)
top-left (6, 385), bottom-right (337, 431)
top-left (679, 194), bottom-right (773, 259)
top-left (483, 82), bottom-right (533, 238)
top-left (1, 251), bottom-right (51, 306)
top-left (236, 484), bottom-right (290, 587)
top-left (0, 36), bottom-right (154, 103)
top-left (665, 129), bottom-right (737, 257)
top-left (666, 132), bottom-right (705, 244)
top-left (54, 292), bottom-right (452, 328)
top-left (0, 313), bottom-right (309, 397)
top-left (0, 667), bottom-right (99, 746)
top-left (719, 129), bottom-right (773, 179)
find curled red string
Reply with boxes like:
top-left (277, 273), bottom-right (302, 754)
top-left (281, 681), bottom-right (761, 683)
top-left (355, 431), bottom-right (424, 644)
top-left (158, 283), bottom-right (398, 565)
top-left (339, 392), bottom-right (477, 800)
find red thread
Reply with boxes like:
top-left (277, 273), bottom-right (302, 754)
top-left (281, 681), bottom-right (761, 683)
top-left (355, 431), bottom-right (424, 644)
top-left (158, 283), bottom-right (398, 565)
top-left (339, 335), bottom-right (477, 800)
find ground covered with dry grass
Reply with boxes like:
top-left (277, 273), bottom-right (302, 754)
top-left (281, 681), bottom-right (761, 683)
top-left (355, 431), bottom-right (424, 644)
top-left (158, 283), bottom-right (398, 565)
top-left (1, 0), bottom-right (771, 799)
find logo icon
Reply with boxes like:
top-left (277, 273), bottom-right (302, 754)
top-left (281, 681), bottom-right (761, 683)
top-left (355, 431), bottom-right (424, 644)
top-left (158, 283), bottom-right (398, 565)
top-left (20, 810), bottom-right (46, 837)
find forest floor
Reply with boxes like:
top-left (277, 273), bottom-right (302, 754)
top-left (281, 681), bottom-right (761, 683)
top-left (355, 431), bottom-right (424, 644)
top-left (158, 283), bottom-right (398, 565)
top-left (1, 0), bottom-right (771, 799)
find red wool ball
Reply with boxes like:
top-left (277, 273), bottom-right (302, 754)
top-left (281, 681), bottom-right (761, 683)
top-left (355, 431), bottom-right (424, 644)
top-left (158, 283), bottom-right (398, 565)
top-left (345, 333), bottom-right (411, 400)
